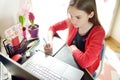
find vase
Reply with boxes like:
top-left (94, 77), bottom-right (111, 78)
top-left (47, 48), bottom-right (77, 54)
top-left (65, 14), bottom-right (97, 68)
top-left (23, 31), bottom-right (26, 39)
top-left (28, 24), bottom-right (39, 38)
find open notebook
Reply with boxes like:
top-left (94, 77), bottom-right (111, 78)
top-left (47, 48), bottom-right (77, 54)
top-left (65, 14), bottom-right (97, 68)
top-left (34, 37), bottom-right (66, 56)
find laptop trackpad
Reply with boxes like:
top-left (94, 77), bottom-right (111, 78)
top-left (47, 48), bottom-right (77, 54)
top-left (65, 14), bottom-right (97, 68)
top-left (48, 57), bottom-right (84, 80)
top-left (63, 66), bottom-right (84, 80)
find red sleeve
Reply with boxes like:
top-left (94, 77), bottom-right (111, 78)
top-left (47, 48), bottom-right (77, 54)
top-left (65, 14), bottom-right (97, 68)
top-left (72, 26), bottom-right (105, 68)
top-left (49, 19), bottom-right (68, 34)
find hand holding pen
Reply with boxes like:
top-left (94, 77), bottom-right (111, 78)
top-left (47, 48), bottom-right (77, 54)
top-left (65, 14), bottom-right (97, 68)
top-left (43, 38), bottom-right (53, 55)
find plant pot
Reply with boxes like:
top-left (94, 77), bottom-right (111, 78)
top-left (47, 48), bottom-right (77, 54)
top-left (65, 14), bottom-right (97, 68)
top-left (28, 24), bottom-right (39, 38)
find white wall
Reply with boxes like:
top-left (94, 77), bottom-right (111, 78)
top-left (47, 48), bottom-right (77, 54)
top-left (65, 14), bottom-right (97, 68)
top-left (0, 0), bottom-right (19, 38)
top-left (111, 0), bottom-right (120, 42)
top-left (0, 0), bottom-right (31, 38)
top-left (96, 0), bottom-right (117, 37)
top-left (31, 0), bottom-right (69, 39)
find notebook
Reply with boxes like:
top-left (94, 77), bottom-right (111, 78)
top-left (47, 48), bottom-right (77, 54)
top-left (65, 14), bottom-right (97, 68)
top-left (22, 51), bottom-right (84, 80)
top-left (34, 37), bottom-right (66, 56)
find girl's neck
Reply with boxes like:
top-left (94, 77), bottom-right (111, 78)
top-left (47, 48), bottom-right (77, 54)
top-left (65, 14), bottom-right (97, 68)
top-left (78, 23), bottom-right (93, 36)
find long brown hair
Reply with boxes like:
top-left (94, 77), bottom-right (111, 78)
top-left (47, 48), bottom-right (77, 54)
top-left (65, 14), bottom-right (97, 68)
top-left (68, 0), bottom-right (101, 26)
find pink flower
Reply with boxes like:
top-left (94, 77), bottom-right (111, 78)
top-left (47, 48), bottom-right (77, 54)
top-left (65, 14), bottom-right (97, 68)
top-left (29, 12), bottom-right (35, 26)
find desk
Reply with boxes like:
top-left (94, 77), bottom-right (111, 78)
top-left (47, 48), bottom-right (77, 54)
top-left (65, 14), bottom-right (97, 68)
top-left (0, 62), bottom-right (12, 80)
top-left (0, 36), bottom-right (94, 80)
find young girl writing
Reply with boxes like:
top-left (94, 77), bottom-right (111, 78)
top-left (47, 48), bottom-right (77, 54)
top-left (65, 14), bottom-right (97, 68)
top-left (44, 0), bottom-right (105, 77)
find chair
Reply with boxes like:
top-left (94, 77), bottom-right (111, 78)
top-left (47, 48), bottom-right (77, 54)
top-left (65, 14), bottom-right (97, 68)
top-left (93, 41), bottom-right (106, 78)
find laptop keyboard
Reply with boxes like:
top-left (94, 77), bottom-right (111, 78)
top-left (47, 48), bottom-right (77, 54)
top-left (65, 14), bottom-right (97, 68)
top-left (24, 61), bottom-right (67, 80)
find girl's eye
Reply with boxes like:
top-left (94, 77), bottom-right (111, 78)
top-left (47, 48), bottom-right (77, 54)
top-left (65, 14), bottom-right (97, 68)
top-left (76, 16), bottom-right (80, 19)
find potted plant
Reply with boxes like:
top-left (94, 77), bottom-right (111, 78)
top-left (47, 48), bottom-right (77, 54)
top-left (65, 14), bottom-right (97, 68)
top-left (28, 12), bottom-right (39, 38)
top-left (19, 15), bottom-right (26, 39)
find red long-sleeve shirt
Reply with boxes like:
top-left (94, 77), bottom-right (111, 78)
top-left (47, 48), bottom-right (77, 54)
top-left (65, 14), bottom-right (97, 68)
top-left (49, 19), bottom-right (105, 74)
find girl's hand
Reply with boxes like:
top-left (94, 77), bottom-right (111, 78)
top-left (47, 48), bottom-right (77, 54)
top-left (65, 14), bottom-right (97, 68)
top-left (43, 43), bottom-right (53, 55)
top-left (70, 45), bottom-right (78, 52)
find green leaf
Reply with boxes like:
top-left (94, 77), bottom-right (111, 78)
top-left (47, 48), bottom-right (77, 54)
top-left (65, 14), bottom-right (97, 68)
top-left (19, 15), bottom-right (25, 27)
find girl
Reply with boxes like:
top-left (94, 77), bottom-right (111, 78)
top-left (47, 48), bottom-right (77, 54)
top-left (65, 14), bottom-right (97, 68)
top-left (44, 0), bottom-right (105, 76)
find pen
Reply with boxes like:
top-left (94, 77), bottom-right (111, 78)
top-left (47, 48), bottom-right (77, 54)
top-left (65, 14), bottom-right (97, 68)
top-left (43, 38), bottom-right (50, 48)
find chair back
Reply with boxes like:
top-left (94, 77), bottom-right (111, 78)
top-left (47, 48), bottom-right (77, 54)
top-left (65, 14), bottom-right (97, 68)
top-left (93, 41), bottom-right (106, 78)
top-left (100, 41), bottom-right (105, 60)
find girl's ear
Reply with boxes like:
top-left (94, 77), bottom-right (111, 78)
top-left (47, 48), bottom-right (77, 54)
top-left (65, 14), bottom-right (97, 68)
top-left (89, 11), bottom-right (94, 18)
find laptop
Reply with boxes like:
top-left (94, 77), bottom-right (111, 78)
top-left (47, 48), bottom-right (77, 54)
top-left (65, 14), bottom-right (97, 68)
top-left (0, 51), bottom-right (84, 80)
top-left (54, 45), bottom-right (80, 69)
top-left (22, 51), bottom-right (84, 80)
